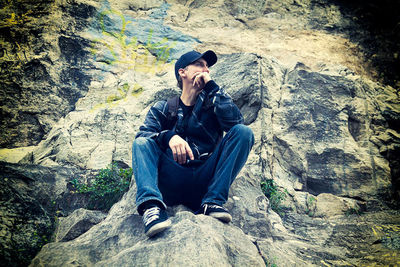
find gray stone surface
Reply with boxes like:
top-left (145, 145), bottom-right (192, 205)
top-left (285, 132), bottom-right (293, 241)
top-left (0, 162), bottom-right (85, 266)
top-left (31, 208), bottom-right (265, 267)
top-left (0, 0), bottom-right (95, 148)
top-left (54, 208), bottom-right (107, 242)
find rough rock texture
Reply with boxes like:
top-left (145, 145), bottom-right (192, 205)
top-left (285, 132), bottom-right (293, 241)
top-left (0, 0), bottom-right (94, 148)
top-left (28, 52), bottom-right (400, 265)
top-left (53, 208), bottom-right (107, 242)
top-left (0, 162), bottom-right (88, 266)
top-left (1, 0), bottom-right (400, 266)
top-left (31, 207), bottom-right (266, 266)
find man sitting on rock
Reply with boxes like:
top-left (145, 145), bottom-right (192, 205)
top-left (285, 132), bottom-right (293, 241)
top-left (132, 50), bottom-right (254, 237)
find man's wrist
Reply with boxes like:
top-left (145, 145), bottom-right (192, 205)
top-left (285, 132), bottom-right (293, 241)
top-left (161, 131), bottom-right (176, 148)
top-left (203, 80), bottom-right (217, 94)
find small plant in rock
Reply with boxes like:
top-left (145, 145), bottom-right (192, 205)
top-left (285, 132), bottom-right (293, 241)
top-left (263, 256), bottom-right (279, 267)
top-left (260, 179), bottom-right (287, 216)
top-left (345, 207), bottom-right (362, 216)
top-left (71, 162), bottom-right (133, 211)
top-left (306, 196), bottom-right (316, 217)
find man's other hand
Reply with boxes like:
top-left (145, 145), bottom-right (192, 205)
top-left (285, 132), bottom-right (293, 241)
top-left (193, 72), bottom-right (211, 90)
top-left (169, 135), bottom-right (194, 164)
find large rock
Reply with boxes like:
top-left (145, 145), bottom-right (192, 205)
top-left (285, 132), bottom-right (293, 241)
top-left (18, 51), bottom-right (400, 266)
top-left (313, 193), bottom-right (360, 218)
top-left (30, 168), bottom-right (400, 266)
top-left (0, 0), bottom-right (95, 148)
top-left (3, 0), bottom-right (399, 148)
top-left (22, 53), bottom-right (268, 169)
top-left (281, 210), bottom-right (400, 266)
top-left (0, 162), bottom-right (86, 267)
top-left (258, 62), bottom-right (399, 203)
top-left (31, 208), bottom-right (266, 266)
top-left (54, 208), bottom-right (107, 242)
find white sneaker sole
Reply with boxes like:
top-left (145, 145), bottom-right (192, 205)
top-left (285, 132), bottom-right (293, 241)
top-left (209, 212), bottom-right (232, 223)
top-left (146, 219), bottom-right (172, 237)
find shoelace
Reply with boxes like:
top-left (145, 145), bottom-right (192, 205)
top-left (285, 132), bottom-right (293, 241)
top-left (202, 204), bottom-right (225, 215)
top-left (143, 206), bottom-right (160, 226)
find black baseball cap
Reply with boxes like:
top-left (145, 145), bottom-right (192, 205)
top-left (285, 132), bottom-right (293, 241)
top-left (174, 50), bottom-right (217, 81)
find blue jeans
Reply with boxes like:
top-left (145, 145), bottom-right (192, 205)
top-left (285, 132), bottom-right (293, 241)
top-left (132, 124), bottom-right (254, 215)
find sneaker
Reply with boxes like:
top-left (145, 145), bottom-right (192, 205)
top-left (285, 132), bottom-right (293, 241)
top-left (142, 206), bottom-right (171, 237)
top-left (197, 203), bottom-right (232, 223)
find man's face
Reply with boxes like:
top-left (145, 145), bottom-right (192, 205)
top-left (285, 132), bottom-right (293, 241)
top-left (183, 58), bottom-right (209, 82)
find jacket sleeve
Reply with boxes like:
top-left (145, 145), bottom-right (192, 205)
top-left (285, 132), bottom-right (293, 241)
top-left (203, 80), bottom-right (244, 131)
top-left (135, 100), bottom-right (175, 149)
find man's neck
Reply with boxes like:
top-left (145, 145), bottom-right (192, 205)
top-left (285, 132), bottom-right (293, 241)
top-left (180, 85), bottom-right (201, 106)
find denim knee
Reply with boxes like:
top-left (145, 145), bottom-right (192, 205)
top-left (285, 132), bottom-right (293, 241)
top-left (133, 137), bottom-right (154, 151)
top-left (230, 124), bottom-right (254, 144)
top-left (132, 137), bottom-right (161, 162)
top-left (133, 137), bottom-right (151, 147)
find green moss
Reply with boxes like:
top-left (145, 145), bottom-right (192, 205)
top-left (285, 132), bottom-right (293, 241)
top-left (121, 82), bottom-right (129, 92)
top-left (260, 179), bottom-right (287, 216)
top-left (71, 162), bottom-right (132, 211)
top-left (306, 196), bottom-right (316, 217)
top-left (131, 83), bottom-right (143, 96)
top-left (106, 94), bottom-right (122, 103)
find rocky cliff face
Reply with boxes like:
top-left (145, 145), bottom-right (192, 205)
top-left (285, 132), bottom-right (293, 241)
top-left (1, 0), bottom-right (400, 266)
